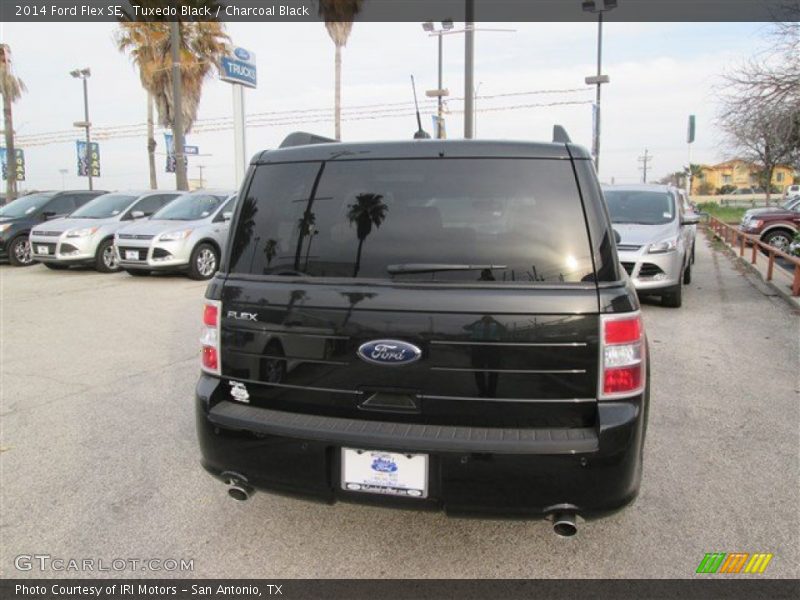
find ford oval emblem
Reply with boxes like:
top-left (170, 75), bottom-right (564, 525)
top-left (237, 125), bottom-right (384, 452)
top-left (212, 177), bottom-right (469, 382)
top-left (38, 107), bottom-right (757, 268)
top-left (357, 339), bottom-right (422, 366)
top-left (234, 47), bottom-right (251, 61)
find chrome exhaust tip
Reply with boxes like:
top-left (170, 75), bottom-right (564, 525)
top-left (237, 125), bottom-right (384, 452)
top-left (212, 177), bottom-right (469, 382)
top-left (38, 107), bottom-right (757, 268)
top-left (552, 512), bottom-right (578, 537)
top-left (227, 484), bottom-right (252, 501)
top-left (222, 471), bottom-right (253, 502)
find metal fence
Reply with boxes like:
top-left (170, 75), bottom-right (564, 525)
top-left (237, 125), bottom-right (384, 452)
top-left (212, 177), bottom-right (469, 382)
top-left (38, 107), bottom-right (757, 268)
top-left (706, 216), bottom-right (800, 297)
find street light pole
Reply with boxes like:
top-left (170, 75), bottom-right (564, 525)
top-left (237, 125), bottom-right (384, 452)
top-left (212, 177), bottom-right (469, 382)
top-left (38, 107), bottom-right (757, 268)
top-left (170, 21), bottom-right (188, 191)
top-left (70, 67), bottom-right (93, 190)
top-left (437, 34), bottom-right (443, 132)
top-left (464, 0), bottom-right (475, 139)
top-left (583, 0), bottom-right (617, 175)
top-left (82, 75), bottom-right (92, 190)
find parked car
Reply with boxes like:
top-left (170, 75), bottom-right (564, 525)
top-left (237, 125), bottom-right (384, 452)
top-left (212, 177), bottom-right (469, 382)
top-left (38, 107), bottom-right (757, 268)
top-left (783, 184), bottom-right (800, 201)
top-left (195, 131), bottom-right (649, 536)
top-left (115, 189), bottom-right (236, 280)
top-left (739, 197), bottom-right (800, 253)
top-left (602, 184), bottom-right (698, 308)
top-left (29, 190), bottom-right (181, 272)
top-left (0, 190), bottom-right (106, 266)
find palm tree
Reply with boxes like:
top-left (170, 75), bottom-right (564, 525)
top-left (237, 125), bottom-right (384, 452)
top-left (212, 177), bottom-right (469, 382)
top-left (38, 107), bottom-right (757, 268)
top-left (318, 0), bottom-right (363, 140)
top-left (347, 193), bottom-right (388, 277)
top-left (116, 19), bottom-right (230, 185)
top-left (0, 44), bottom-right (26, 201)
top-left (684, 163), bottom-right (705, 195)
top-left (116, 23), bottom-right (167, 189)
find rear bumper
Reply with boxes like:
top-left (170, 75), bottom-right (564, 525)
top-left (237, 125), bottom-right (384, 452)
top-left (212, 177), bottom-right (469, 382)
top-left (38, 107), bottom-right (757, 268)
top-left (196, 374), bottom-right (648, 518)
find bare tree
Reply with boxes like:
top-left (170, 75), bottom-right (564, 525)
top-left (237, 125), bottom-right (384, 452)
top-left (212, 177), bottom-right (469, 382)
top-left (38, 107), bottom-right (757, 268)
top-left (719, 17), bottom-right (800, 202)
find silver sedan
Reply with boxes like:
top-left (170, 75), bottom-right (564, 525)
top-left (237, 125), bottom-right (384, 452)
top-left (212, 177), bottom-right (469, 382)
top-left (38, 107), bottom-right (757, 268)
top-left (114, 190), bottom-right (236, 280)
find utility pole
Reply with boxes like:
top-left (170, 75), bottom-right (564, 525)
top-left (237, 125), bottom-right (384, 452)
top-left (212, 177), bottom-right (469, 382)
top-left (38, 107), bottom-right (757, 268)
top-left (197, 165), bottom-right (205, 189)
top-left (170, 21), bottom-right (188, 191)
top-left (638, 148), bottom-right (652, 183)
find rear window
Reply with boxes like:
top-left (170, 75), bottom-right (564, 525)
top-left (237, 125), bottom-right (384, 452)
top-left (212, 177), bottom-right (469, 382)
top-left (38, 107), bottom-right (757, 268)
top-left (229, 158), bottom-right (595, 284)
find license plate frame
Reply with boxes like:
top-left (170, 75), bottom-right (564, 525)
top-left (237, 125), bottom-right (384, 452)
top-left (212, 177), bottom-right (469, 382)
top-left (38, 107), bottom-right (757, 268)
top-left (340, 447), bottom-right (428, 499)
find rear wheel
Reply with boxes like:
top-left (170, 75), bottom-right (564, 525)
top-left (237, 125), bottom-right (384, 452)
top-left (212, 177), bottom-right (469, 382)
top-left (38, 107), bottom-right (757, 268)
top-left (661, 280), bottom-right (683, 308)
top-left (683, 261), bottom-right (692, 284)
top-left (691, 242), bottom-right (696, 264)
top-left (95, 239), bottom-right (120, 273)
top-left (8, 235), bottom-right (34, 266)
top-left (43, 263), bottom-right (69, 270)
top-left (188, 243), bottom-right (218, 280)
top-left (124, 268), bottom-right (150, 277)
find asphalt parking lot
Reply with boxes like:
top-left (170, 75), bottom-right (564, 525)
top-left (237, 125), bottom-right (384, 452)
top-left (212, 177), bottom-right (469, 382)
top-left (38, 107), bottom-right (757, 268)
top-left (1, 232), bottom-right (798, 579)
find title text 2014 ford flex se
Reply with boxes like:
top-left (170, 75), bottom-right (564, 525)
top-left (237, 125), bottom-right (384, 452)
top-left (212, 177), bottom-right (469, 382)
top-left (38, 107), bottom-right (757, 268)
top-left (196, 131), bottom-right (649, 536)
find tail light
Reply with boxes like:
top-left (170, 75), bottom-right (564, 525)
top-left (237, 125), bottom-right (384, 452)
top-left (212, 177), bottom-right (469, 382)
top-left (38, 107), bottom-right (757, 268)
top-left (599, 312), bottom-right (646, 399)
top-left (201, 299), bottom-right (221, 375)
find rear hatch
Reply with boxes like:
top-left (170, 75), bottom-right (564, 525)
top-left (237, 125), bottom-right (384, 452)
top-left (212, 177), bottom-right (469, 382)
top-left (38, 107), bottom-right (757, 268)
top-left (218, 152), bottom-right (601, 429)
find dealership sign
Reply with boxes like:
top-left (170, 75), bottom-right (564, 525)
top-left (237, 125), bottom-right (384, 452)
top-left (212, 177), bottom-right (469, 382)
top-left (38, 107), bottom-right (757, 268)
top-left (76, 141), bottom-right (100, 177)
top-left (220, 46), bottom-right (257, 89)
top-left (0, 147), bottom-right (25, 181)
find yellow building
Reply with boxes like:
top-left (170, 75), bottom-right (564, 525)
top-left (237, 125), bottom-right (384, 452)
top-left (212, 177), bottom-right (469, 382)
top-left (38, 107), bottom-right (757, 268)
top-left (691, 160), bottom-right (797, 194)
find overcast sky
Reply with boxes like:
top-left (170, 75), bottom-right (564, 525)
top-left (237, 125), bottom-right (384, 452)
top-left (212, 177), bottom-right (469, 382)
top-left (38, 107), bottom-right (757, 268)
top-left (2, 21), bottom-right (769, 191)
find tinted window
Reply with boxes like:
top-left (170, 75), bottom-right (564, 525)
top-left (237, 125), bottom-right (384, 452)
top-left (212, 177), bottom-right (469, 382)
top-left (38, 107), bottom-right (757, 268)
top-left (0, 192), bottom-right (56, 217)
top-left (230, 159), bottom-right (594, 283)
top-left (70, 193), bottom-right (137, 219)
top-left (151, 193), bottom-right (225, 220)
top-left (604, 190), bottom-right (676, 225)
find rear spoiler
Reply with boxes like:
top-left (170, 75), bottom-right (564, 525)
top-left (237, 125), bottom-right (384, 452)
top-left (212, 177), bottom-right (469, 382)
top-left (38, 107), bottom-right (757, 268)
top-left (279, 132), bottom-right (338, 148)
top-left (553, 125), bottom-right (572, 144)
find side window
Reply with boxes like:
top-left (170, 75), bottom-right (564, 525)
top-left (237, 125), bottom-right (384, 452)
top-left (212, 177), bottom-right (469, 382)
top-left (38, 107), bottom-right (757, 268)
top-left (44, 195), bottom-right (77, 216)
top-left (213, 198), bottom-right (236, 222)
top-left (131, 195), bottom-right (175, 216)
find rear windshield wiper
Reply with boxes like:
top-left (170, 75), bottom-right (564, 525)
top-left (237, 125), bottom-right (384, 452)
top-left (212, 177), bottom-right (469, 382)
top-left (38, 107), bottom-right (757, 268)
top-left (387, 263), bottom-right (508, 275)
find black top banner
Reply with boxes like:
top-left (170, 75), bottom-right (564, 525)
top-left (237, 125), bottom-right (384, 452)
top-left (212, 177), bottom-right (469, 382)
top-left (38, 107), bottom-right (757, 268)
top-left (1, 0), bottom-right (798, 22)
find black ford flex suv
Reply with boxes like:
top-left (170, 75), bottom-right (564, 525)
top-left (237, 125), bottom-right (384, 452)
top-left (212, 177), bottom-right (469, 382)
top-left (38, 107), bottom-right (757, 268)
top-left (196, 131), bottom-right (649, 536)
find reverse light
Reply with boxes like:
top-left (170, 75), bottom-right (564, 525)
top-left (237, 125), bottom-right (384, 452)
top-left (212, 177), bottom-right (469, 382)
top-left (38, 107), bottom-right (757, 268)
top-left (66, 226), bottom-right (99, 238)
top-left (200, 299), bottom-right (221, 375)
top-left (159, 229), bottom-right (192, 241)
top-left (647, 237), bottom-right (677, 254)
top-left (600, 312), bottom-right (646, 399)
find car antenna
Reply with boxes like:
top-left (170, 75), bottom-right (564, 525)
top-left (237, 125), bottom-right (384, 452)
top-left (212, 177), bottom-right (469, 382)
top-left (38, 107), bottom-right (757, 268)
top-left (410, 75), bottom-right (431, 139)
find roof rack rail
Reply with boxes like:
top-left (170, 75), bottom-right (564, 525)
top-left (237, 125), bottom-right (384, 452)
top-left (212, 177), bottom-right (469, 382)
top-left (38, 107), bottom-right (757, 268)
top-left (279, 132), bottom-right (338, 149)
top-left (552, 125), bottom-right (572, 144)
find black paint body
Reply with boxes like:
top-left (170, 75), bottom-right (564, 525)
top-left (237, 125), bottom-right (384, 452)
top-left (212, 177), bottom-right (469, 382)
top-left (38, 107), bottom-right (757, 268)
top-left (196, 139), bottom-right (648, 518)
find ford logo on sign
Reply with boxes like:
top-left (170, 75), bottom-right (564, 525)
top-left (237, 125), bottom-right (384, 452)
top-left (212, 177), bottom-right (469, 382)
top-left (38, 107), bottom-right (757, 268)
top-left (357, 339), bottom-right (422, 366)
top-left (234, 47), bottom-right (251, 61)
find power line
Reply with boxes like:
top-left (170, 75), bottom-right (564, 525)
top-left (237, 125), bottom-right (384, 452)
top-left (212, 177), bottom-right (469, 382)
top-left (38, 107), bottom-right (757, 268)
top-left (16, 88), bottom-right (592, 147)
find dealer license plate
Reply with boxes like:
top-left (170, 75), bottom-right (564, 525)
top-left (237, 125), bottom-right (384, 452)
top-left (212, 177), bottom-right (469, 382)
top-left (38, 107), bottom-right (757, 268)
top-left (37, 245), bottom-right (49, 255)
top-left (125, 250), bottom-right (139, 260)
top-left (341, 448), bottom-right (428, 498)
